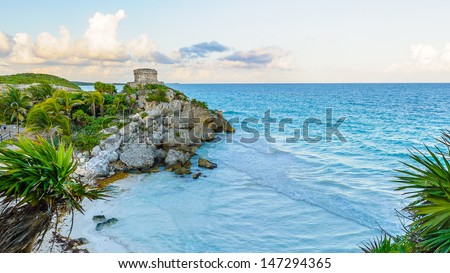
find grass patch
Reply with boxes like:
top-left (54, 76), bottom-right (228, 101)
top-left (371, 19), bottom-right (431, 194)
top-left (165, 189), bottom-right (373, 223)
top-left (0, 73), bottom-right (81, 90)
top-left (191, 98), bottom-right (208, 109)
top-left (146, 89), bottom-right (169, 103)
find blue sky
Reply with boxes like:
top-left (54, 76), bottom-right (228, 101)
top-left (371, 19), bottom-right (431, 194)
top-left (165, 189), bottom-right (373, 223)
top-left (1, 0), bottom-right (450, 83)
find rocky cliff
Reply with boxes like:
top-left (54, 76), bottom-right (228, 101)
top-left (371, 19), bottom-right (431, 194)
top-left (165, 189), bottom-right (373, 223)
top-left (75, 87), bottom-right (234, 182)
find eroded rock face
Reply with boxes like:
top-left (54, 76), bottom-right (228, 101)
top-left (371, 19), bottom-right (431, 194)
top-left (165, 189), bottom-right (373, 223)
top-left (119, 144), bottom-right (155, 168)
top-left (74, 84), bottom-right (234, 181)
top-left (81, 156), bottom-right (110, 178)
top-left (165, 149), bottom-right (190, 167)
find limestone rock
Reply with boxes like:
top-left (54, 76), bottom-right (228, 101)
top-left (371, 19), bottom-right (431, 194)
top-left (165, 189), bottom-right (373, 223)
top-left (84, 156), bottom-right (110, 178)
top-left (164, 149), bottom-right (191, 167)
top-left (119, 144), bottom-right (155, 168)
top-left (198, 158), bottom-right (217, 169)
top-left (99, 149), bottom-right (119, 163)
top-left (91, 145), bottom-right (101, 157)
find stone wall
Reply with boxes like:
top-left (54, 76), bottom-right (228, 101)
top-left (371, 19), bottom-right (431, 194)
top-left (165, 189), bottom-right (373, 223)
top-left (127, 68), bottom-right (164, 88)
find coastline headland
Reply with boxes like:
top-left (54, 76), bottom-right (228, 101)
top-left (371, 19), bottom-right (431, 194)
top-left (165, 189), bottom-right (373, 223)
top-left (74, 68), bottom-right (235, 184)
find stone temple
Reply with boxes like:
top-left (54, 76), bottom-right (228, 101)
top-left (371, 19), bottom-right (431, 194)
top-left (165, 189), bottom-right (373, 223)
top-left (127, 68), bottom-right (164, 88)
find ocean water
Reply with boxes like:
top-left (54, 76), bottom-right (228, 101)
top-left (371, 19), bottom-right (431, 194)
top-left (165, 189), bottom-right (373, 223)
top-left (74, 83), bottom-right (450, 252)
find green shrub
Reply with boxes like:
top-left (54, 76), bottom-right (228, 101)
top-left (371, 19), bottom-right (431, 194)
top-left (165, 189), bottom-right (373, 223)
top-left (104, 104), bottom-right (119, 115)
top-left (103, 93), bottom-right (115, 105)
top-left (94, 82), bottom-right (116, 94)
top-left (72, 109), bottom-right (92, 125)
top-left (144, 84), bottom-right (167, 92)
top-left (27, 83), bottom-right (56, 102)
top-left (122, 84), bottom-right (138, 95)
top-left (191, 98), bottom-right (208, 109)
top-left (73, 116), bottom-right (115, 152)
top-left (361, 234), bottom-right (416, 253)
top-left (146, 89), bottom-right (169, 103)
top-left (172, 89), bottom-right (188, 101)
top-left (73, 132), bottom-right (99, 152)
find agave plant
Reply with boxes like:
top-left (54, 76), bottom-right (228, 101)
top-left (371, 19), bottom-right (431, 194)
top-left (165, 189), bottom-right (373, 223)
top-left (0, 136), bottom-right (106, 252)
top-left (392, 131), bottom-right (450, 252)
top-left (362, 131), bottom-right (450, 253)
top-left (361, 234), bottom-right (400, 253)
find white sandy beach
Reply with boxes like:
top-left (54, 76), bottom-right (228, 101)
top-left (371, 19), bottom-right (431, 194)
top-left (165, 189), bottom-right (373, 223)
top-left (38, 174), bottom-right (143, 253)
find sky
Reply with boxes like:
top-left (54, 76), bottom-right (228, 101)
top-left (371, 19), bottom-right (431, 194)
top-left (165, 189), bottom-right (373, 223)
top-left (1, 0), bottom-right (450, 83)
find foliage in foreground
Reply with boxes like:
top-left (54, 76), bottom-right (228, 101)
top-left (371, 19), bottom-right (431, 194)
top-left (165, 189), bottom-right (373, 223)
top-left (0, 136), bottom-right (106, 252)
top-left (363, 131), bottom-right (450, 253)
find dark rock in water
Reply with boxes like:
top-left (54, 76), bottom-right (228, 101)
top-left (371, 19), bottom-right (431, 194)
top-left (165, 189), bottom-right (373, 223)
top-left (166, 161), bottom-right (191, 175)
top-left (192, 172), bottom-right (202, 179)
top-left (92, 215), bottom-right (106, 222)
top-left (198, 158), bottom-right (217, 169)
top-left (95, 222), bottom-right (105, 231)
top-left (174, 167), bottom-right (192, 175)
top-left (95, 217), bottom-right (119, 231)
top-left (210, 136), bottom-right (223, 143)
top-left (77, 238), bottom-right (89, 245)
top-left (105, 218), bottom-right (119, 225)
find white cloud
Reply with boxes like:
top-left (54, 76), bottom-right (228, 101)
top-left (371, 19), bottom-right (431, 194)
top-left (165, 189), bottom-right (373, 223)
top-left (0, 31), bottom-right (14, 56)
top-left (0, 9), bottom-right (293, 82)
top-left (9, 33), bottom-right (43, 64)
top-left (35, 26), bottom-right (72, 59)
top-left (219, 47), bottom-right (293, 69)
top-left (388, 43), bottom-right (450, 72)
top-left (127, 34), bottom-right (157, 61)
top-left (77, 9), bottom-right (128, 61)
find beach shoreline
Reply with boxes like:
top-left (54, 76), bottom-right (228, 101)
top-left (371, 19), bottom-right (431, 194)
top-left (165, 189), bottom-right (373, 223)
top-left (38, 174), bottom-right (143, 253)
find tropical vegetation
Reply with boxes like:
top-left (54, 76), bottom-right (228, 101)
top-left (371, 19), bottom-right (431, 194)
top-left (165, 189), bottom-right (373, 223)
top-left (0, 86), bottom-right (32, 134)
top-left (0, 73), bottom-right (81, 90)
top-left (362, 131), bottom-right (450, 253)
top-left (0, 137), bottom-right (105, 252)
top-left (0, 73), bottom-right (203, 253)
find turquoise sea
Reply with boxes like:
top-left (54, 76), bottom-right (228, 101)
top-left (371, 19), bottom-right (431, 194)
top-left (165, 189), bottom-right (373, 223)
top-left (78, 83), bottom-right (450, 252)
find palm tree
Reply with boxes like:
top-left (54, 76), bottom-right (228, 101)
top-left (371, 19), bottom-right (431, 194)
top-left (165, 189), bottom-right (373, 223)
top-left (52, 90), bottom-right (83, 119)
top-left (0, 87), bottom-right (32, 134)
top-left (27, 83), bottom-right (56, 103)
top-left (0, 136), bottom-right (105, 252)
top-left (84, 91), bottom-right (104, 117)
top-left (26, 105), bottom-right (71, 144)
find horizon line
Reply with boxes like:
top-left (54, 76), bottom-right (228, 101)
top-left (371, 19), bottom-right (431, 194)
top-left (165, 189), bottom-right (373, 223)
top-left (73, 81), bottom-right (450, 85)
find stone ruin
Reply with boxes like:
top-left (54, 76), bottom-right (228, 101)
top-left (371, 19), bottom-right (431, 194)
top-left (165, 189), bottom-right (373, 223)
top-left (127, 68), bottom-right (164, 88)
